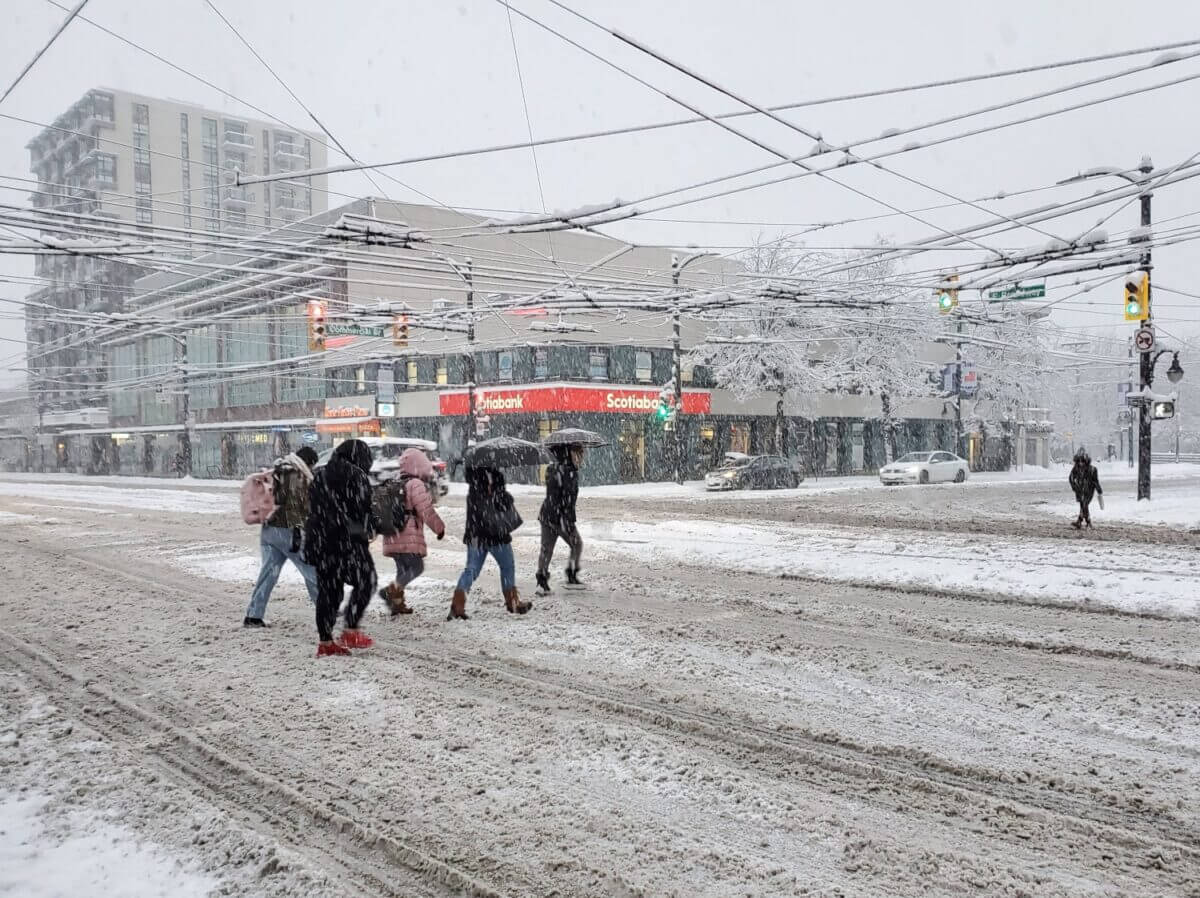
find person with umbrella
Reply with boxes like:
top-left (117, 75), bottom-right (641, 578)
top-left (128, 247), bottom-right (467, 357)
top-left (535, 428), bottom-right (603, 594)
top-left (447, 437), bottom-right (543, 620)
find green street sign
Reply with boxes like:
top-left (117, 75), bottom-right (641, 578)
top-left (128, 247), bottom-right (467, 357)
top-left (986, 283), bottom-right (1045, 302)
top-left (327, 323), bottom-right (385, 338)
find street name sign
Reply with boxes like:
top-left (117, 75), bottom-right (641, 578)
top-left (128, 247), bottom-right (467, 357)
top-left (327, 323), bottom-right (386, 338)
top-left (986, 283), bottom-right (1046, 302)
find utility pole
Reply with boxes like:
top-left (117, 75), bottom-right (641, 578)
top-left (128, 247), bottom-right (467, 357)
top-left (954, 312), bottom-right (965, 459)
top-left (1127, 336), bottom-right (1135, 467)
top-left (671, 257), bottom-right (683, 485)
top-left (464, 258), bottom-right (477, 450)
top-left (1136, 156), bottom-right (1154, 501)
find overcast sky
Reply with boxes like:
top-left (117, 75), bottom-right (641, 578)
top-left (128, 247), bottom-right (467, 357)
top-left (2, 0), bottom-right (1199, 389)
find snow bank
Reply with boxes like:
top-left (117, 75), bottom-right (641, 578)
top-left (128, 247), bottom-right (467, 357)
top-left (583, 518), bottom-right (1200, 618)
top-left (0, 481), bottom-right (235, 515)
top-left (0, 793), bottom-right (215, 898)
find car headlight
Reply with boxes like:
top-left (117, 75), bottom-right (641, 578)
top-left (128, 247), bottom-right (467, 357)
top-left (721, 470), bottom-right (736, 478)
top-left (904, 466), bottom-right (921, 473)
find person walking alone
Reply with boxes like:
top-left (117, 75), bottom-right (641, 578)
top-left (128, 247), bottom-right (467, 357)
top-left (378, 448), bottom-right (446, 615)
top-left (447, 466), bottom-right (530, 621)
top-left (306, 439), bottom-right (379, 656)
top-left (244, 446), bottom-right (321, 627)
top-left (535, 445), bottom-right (585, 595)
top-left (1068, 448), bottom-right (1103, 529)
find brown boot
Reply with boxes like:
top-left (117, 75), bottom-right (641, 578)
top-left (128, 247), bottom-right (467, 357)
top-left (447, 588), bottom-right (469, 621)
top-left (504, 586), bottom-right (532, 615)
top-left (378, 583), bottom-right (413, 617)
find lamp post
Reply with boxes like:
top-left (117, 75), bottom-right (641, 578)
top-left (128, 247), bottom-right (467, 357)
top-left (670, 251), bottom-right (714, 485)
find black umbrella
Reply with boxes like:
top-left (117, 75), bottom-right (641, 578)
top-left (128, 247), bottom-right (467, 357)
top-left (463, 436), bottom-right (549, 468)
top-left (542, 427), bottom-right (608, 449)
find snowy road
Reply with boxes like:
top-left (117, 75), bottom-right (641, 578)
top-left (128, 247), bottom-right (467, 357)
top-left (2, 472), bottom-right (1199, 896)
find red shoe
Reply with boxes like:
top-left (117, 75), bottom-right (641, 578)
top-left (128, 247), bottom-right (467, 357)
top-left (317, 641), bottom-right (351, 657)
top-left (337, 629), bottom-right (374, 649)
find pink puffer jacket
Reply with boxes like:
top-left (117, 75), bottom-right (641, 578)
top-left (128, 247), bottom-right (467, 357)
top-left (381, 449), bottom-right (445, 557)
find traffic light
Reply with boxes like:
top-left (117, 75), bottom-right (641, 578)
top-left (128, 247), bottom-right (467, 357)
top-left (306, 300), bottom-right (326, 351)
top-left (653, 397), bottom-right (674, 424)
top-left (1123, 272), bottom-right (1149, 322)
top-left (936, 275), bottom-right (959, 314)
top-left (392, 313), bottom-right (409, 348)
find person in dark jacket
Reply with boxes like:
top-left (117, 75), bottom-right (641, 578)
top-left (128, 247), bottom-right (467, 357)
top-left (447, 466), bottom-right (531, 620)
top-left (1068, 448), bottom-right (1103, 529)
top-left (244, 446), bottom-right (320, 628)
top-left (305, 439), bottom-right (379, 656)
top-left (535, 445), bottom-right (585, 595)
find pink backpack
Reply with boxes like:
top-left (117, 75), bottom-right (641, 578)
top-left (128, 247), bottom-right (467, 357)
top-left (240, 470), bottom-right (275, 524)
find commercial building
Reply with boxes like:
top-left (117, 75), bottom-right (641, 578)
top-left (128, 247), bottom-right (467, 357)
top-left (23, 87), bottom-right (328, 421)
top-left (38, 197), bottom-right (979, 483)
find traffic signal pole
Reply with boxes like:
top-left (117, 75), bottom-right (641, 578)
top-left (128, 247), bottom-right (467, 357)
top-left (671, 259), bottom-right (683, 485)
top-left (1136, 159), bottom-right (1153, 501)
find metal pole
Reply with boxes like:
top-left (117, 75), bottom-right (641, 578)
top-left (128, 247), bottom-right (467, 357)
top-left (954, 312), bottom-right (964, 458)
top-left (671, 258), bottom-right (683, 485)
top-left (1127, 336), bottom-right (1134, 467)
top-left (36, 395), bottom-right (45, 472)
top-left (177, 334), bottom-right (192, 476)
top-left (1137, 158), bottom-right (1153, 500)
top-left (464, 259), bottom-right (476, 451)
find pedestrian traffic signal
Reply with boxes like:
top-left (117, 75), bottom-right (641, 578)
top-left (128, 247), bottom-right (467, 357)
top-left (1123, 273), bottom-right (1149, 322)
top-left (392, 313), bottom-right (409, 347)
top-left (1151, 400), bottom-right (1176, 419)
top-left (307, 300), bottom-right (327, 351)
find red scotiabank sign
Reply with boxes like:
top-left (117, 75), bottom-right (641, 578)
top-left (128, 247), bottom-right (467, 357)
top-left (438, 385), bottom-right (711, 416)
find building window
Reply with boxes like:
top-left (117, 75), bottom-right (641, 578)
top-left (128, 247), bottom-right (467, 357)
top-left (681, 358), bottom-right (695, 384)
top-left (355, 367), bottom-right (367, 394)
top-left (92, 92), bottom-right (114, 123)
top-left (498, 351), bottom-right (513, 383)
top-left (132, 103), bottom-right (149, 129)
top-left (94, 154), bottom-right (117, 188)
top-left (436, 358), bottom-right (448, 385)
top-left (635, 351), bottom-right (652, 383)
top-left (407, 360), bottom-right (418, 385)
top-left (589, 348), bottom-right (609, 381)
top-left (534, 348), bottom-right (549, 380)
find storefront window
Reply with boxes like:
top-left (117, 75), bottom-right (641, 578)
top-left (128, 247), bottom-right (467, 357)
top-left (635, 351), bottom-right (652, 383)
top-left (537, 418), bottom-right (559, 483)
top-left (851, 422), bottom-right (865, 472)
top-left (618, 420), bottom-right (645, 481)
top-left (825, 421), bottom-right (839, 473)
top-left (534, 348), bottom-right (549, 380)
top-left (407, 360), bottom-right (418, 385)
top-left (699, 425), bottom-right (716, 471)
top-left (436, 358), bottom-right (448, 385)
top-left (589, 348), bottom-right (609, 381)
top-left (498, 351), bottom-right (513, 383)
top-left (729, 423), bottom-right (751, 455)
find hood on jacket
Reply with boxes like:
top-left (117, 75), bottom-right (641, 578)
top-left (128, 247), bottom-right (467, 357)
top-left (1073, 447), bottom-right (1091, 465)
top-left (465, 465), bottom-right (504, 493)
top-left (398, 447), bottom-right (434, 480)
top-left (334, 439), bottom-right (374, 474)
top-left (279, 451), bottom-right (314, 481)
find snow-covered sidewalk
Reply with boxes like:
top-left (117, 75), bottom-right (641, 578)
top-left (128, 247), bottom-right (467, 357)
top-left (582, 517), bottom-right (1200, 618)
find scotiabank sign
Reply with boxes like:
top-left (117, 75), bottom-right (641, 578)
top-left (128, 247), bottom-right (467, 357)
top-left (439, 385), bottom-right (711, 416)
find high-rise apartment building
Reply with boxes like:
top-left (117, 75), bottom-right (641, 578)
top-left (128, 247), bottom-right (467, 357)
top-left (24, 88), bottom-right (328, 413)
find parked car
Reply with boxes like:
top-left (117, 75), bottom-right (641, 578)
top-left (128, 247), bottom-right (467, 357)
top-left (879, 451), bottom-right (969, 485)
top-left (316, 437), bottom-right (449, 497)
top-left (705, 454), bottom-right (802, 491)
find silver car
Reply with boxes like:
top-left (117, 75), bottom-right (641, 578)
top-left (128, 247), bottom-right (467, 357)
top-left (879, 451), bottom-right (969, 485)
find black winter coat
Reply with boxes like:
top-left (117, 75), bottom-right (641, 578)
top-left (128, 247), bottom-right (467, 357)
top-left (463, 467), bottom-right (520, 547)
top-left (305, 440), bottom-right (377, 562)
top-left (1069, 462), bottom-right (1102, 503)
top-left (539, 458), bottom-right (579, 529)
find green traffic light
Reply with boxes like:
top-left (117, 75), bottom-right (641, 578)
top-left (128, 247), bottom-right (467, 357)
top-left (1126, 300), bottom-right (1141, 316)
top-left (938, 292), bottom-right (953, 309)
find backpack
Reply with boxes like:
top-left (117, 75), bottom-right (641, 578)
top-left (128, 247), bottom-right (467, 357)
top-left (240, 470), bottom-right (275, 524)
top-left (372, 477), bottom-right (410, 537)
top-left (270, 461), bottom-right (311, 528)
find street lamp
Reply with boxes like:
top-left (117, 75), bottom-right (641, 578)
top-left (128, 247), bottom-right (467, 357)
top-left (670, 251), bottom-right (715, 485)
top-left (1166, 353), bottom-right (1184, 384)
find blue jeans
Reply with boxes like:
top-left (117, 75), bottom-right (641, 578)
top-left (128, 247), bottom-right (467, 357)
top-left (246, 525), bottom-right (320, 619)
top-left (456, 543), bottom-right (516, 593)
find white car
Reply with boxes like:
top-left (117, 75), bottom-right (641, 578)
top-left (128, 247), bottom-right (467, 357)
top-left (316, 437), bottom-right (449, 497)
top-left (879, 451), bottom-right (969, 486)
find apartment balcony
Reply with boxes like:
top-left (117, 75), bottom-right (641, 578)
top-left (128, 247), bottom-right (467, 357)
top-left (223, 130), bottom-right (255, 151)
top-left (273, 143), bottom-right (306, 164)
top-left (63, 148), bottom-right (99, 179)
top-left (222, 187), bottom-right (255, 207)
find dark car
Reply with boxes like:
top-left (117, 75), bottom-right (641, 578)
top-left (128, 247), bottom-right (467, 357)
top-left (705, 454), bottom-right (802, 491)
